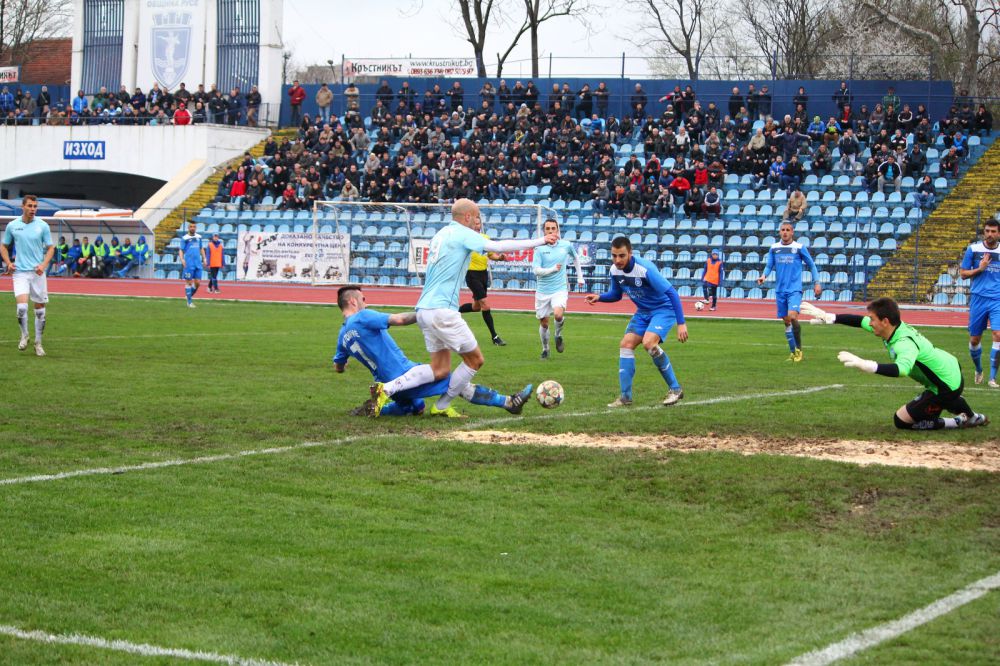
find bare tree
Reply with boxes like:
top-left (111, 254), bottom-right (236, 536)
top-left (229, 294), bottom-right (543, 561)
top-left (0, 0), bottom-right (72, 64)
top-left (522, 0), bottom-right (593, 77)
top-left (736, 0), bottom-right (836, 78)
top-left (857, 0), bottom-right (1000, 96)
top-left (455, 0), bottom-right (498, 77)
top-left (628, 0), bottom-right (724, 81)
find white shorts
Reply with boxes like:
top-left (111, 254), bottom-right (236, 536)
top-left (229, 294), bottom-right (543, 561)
top-left (417, 308), bottom-right (478, 354)
top-left (12, 271), bottom-right (48, 304)
top-left (535, 290), bottom-right (568, 319)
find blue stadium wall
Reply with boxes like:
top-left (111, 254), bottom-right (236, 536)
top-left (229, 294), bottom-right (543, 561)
top-left (279, 79), bottom-right (954, 128)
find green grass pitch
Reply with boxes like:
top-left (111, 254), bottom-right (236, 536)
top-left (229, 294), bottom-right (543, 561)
top-left (1, 295), bottom-right (998, 664)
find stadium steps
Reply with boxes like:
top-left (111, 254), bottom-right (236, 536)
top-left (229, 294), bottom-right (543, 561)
top-left (867, 139), bottom-right (1000, 302)
top-left (154, 129), bottom-right (298, 252)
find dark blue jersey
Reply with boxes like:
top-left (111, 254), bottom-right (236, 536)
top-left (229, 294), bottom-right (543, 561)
top-left (333, 309), bottom-right (415, 382)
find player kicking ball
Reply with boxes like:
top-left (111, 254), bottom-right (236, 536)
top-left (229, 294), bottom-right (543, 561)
top-left (532, 218), bottom-right (585, 359)
top-left (803, 299), bottom-right (989, 429)
top-left (334, 286), bottom-right (532, 418)
top-left (585, 236), bottom-right (688, 407)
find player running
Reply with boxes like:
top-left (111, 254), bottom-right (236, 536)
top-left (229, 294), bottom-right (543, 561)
top-left (757, 221), bottom-right (822, 362)
top-left (532, 218), bottom-right (585, 359)
top-left (1, 195), bottom-right (53, 356)
top-left (959, 218), bottom-right (1000, 387)
top-left (334, 286), bottom-right (532, 416)
top-left (179, 222), bottom-right (207, 308)
top-left (803, 298), bottom-right (988, 429)
top-left (375, 198), bottom-right (556, 418)
top-left (585, 236), bottom-right (688, 407)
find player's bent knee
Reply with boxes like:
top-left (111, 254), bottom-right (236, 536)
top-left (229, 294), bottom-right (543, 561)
top-left (893, 413), bottom-right (912, 430)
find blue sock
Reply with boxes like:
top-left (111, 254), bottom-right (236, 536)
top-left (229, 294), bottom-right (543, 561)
top-left (469, 384), bottom-right (507, 408)
top-left (619, 349), bottom-right (636, 400)
top-left (381, 400), bottom-right (423, 416)
top-left (970, 343), bottom-right (983, 373)
top-left (650, 346), bottom-right (681, 391)
top-left (991, 343), bottom-right (1000, 380)
top-left (785, 325), bottom-right (796, 352)
top-left (185, 286), bottom-right (193, 304)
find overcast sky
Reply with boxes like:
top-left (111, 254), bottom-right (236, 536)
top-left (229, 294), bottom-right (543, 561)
top-left (282, 0), bottom-right (649, 78)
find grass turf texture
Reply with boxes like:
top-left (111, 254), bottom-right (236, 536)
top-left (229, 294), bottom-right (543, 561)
top-left (1, 295), bottom-right (998, 664)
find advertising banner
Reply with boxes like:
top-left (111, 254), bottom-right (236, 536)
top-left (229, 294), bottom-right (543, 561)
top-left (236, 230), bottom-right (350, 283)
top-left (0, 66), bottom-right (19, 84)
top-left (344, 58), bottom-right (477, 79)
top-left (407, 238), bottom-right (430, 274)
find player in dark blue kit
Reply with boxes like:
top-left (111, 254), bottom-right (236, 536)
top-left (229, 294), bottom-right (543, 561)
top-left (179, 221), bottom-right (207, 308)
top-left (757, 221), bottom-right (822, 362)
top-left (959, 218), bottom-right (1000, 387)
top-left (585, 236), bottom-right (689, 407)
top-left (334, 286), bottom-right (533, 417)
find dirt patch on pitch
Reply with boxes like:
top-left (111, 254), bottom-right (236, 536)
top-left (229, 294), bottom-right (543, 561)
top-left (440, 430), bottom-right (1000, 473)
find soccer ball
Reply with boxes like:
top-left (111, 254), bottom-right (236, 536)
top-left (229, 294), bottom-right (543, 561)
top-left (535, 380), bottom-right (564, 409)
top-left (694, 301), bottom-right (705, 311)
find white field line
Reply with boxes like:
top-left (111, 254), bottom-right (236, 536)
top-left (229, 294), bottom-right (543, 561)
top-left (0, 437), bottom-right (372, 487)
top-left (786, 570), bottom-right (1000, 666)
top-left (469, 384), bottom-right (845, 428)
top-left (0, 331), bottom-right (292, 344)
top-left (0, 623), bottom-right (298, 665)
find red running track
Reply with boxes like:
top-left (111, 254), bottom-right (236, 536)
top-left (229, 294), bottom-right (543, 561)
top-left (0, 276), bottom-right (969, 327)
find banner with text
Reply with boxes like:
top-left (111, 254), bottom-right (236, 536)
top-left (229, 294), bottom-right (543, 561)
top-left (236, 229), bottom-right (350, 283)
top-left (136, 0), bottom-right (207, 93)
top-left (344, 58), bottom-right (477, 79)
top-left (0, 66), bottom-right (19, 84)
top-left (407, 241), bottom-right (593, 275)
top-left (408, 238), bottom-right (430, 274)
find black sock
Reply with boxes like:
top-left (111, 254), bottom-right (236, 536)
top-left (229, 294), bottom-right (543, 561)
top-left (792, 320), bottom-right (801, 348)
top-left (458, 303), bottom-right (473, 313)
top-left (951, 396), bottom-right (974, 418)
top-left (482, 310), bottom-right (498, 338)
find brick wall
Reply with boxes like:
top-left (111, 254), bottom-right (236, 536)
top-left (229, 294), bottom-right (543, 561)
top-left (0, 38), bottom-right (71, 85)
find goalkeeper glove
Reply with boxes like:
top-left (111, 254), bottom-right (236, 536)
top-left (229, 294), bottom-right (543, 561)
top-left (837, 350), bottom-right (878, 373)
top-left (801, 301), bottom-right (836, 325)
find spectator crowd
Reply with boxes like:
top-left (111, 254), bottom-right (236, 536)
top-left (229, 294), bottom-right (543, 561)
top-left (211, 79), bottom-right (992, 219)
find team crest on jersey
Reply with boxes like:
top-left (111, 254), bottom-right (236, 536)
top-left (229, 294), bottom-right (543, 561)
top-left (636, 278), bottom-right (643, 287)
top-left (152, 12), bottom-right (191, 90)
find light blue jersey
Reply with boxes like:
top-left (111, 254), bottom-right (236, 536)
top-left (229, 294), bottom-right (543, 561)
top-left (961, 241), bottom-right (1000, 299)
top-left (416, 222), bottom-right (487, 310)
top-left (598, 256), bottom-right (685, 321)
top-left (533, 240), bottom-right (579, 295)
top-left (2, 217), bottom-right (52, 272)
top-left (333, 309), bottom-right (415, 383)
top-left (762, 240), bottom-right (819, 293)
top-left (180, 233), bottom-right (204, 269)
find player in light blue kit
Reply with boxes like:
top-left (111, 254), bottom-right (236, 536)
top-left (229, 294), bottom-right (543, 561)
top-left (960, 218), bottom-right (1000, 387)
top-left (757, 221), bottom-right (822, 362)
top-left (372, 198), bottom-right (556, 418)
top-left (533, 218), bottom-right (585, 359)
top-left (334, 286), bottom-right (532, 416)
top-left (585, 236), bottom-right (689, 407)
top-left (1, 195), bottom-right (53, 356)
top-left (179, 221), bottom-right (207, 308)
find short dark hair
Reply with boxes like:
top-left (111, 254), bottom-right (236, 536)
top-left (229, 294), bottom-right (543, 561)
top-left (868, 297), bottom-right (901, 326)
top-left (611, 235), bottom-right (632, 252)
top-left (22, 194), bottom-right (37, 204)
top-left (337, 285), bottom-right (363, 310)
top-left (984, 219), bottom-right (999, 231)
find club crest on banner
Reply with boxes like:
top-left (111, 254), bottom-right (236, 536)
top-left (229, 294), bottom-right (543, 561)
top-left (152, 12), bottom-right (191, 90)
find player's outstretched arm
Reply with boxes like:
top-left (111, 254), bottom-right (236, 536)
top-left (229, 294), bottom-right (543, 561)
top-left (387, 311), bottom-right (417, 327)
top-left (800, 301), bottom-right (836, 324)
top-left (837, 351), bottom-right (878, 374)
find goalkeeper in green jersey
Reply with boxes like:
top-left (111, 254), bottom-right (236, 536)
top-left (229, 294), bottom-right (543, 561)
top-left (802, 297), bottom-right (989, 430)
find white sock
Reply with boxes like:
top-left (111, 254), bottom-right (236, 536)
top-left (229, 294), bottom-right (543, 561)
top-left (16, 303), bottom-right (28, 338)
top-left (555, 317), bottom-right (564, 337)
top-left (943, 417), bottom-right (960, 429)
top-left (34, 307), bottom-right (45, 343)
top-left (383, 364), bottom-right (434, 395)
top-left (539, 325), bottom-right (549, 350)
top-left (436, 362), bottom-right (477, 409)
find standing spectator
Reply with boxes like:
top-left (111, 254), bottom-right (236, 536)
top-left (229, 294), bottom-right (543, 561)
top-left (315, 83), bottom-right (333, 123)
top-left (246, 85), bottom-right (261, 126)
top-left (375, 80), bottom-right (394, 107)
top-left (757, 85), bottom-right (773, 121)
top-left (206, 233), bottom-right (225, 293)
top-left (745, 83), bottom-right (759, 119)
top-left (344, 81), bottom-right (360, 118)
top-left (19, 91), bottom-right (37, 124)
top-left (575, 84), bottom-right (593, 120)
top-left (697, 248), bottom-right (724, 311)
top-left (173, 102), bottom-right (191, 125)
top-left (446, 81), bottom-right (465, 111)
top-left (727, 86), bottom-right (742, 119)
top-left (837, 128), bottom-right (860, 172)
top-left (287, 80), bottom-right (306, 126)
top-left (881, 86), bottom-right (901, 114)
top-left (0, 86), bottom-right (15, 115)
top-left (226, 88), bottom-right (243, 125)
top-left (630, 83), bottom-right (647, 119)
top-left (832, 80), bottom-right (853, 111)
top-left (208, 90), bottom-right (226, 124)
top-left (793, 86), bottom-right (808, 113)
top-left (594, 81), bottom-right (609, 117)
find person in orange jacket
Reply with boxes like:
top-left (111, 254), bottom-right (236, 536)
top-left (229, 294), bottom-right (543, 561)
top-left (206, 233), bottom-right (225, 293)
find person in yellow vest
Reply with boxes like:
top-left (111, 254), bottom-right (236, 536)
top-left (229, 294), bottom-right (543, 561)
top-left (696, 248), bottom-right (724, 311)
top-left (206, 233), bottom-right (225, 293)
top-left (75, 236), bottom-right (94, 277)
top-left (92, 236), bottom-right (111, 278)
top-left (458, 219), bottom-right (507, 346)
